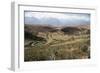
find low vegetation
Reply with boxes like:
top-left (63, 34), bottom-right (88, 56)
top-left (24, 24), bottom-right (90, 61)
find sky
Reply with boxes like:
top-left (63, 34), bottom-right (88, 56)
top-left (24, 11), bottom-right (90, 27)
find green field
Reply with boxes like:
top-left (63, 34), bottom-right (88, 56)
top-left (24, 25), bottom-right (90, 61)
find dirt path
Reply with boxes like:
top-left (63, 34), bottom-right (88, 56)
top-left (50, 39), bottom-right (86, 47)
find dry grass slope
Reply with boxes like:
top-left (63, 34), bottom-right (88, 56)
top-left (24, 24), bottom-right (90, 61)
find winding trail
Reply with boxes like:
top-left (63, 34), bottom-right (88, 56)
top-left (50, 39), bottom-right (87, 47)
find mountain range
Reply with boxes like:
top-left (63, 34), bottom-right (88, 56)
top-left (24, 14), bottom-right (90, 27)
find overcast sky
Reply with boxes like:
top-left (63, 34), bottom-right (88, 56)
top-left (24, 11), bottom-right (90, 27)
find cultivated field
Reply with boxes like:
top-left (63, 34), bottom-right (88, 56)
top-left (24, 24), bottom-right (90, 61)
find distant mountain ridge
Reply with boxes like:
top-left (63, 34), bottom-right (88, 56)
top-left (25, 24), bottom-right (90, 35)
top-left (25, 16), bottom-right (90, 27)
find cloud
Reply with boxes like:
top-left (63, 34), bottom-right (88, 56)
top-left (24, 11), bottom-right (90, 26)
